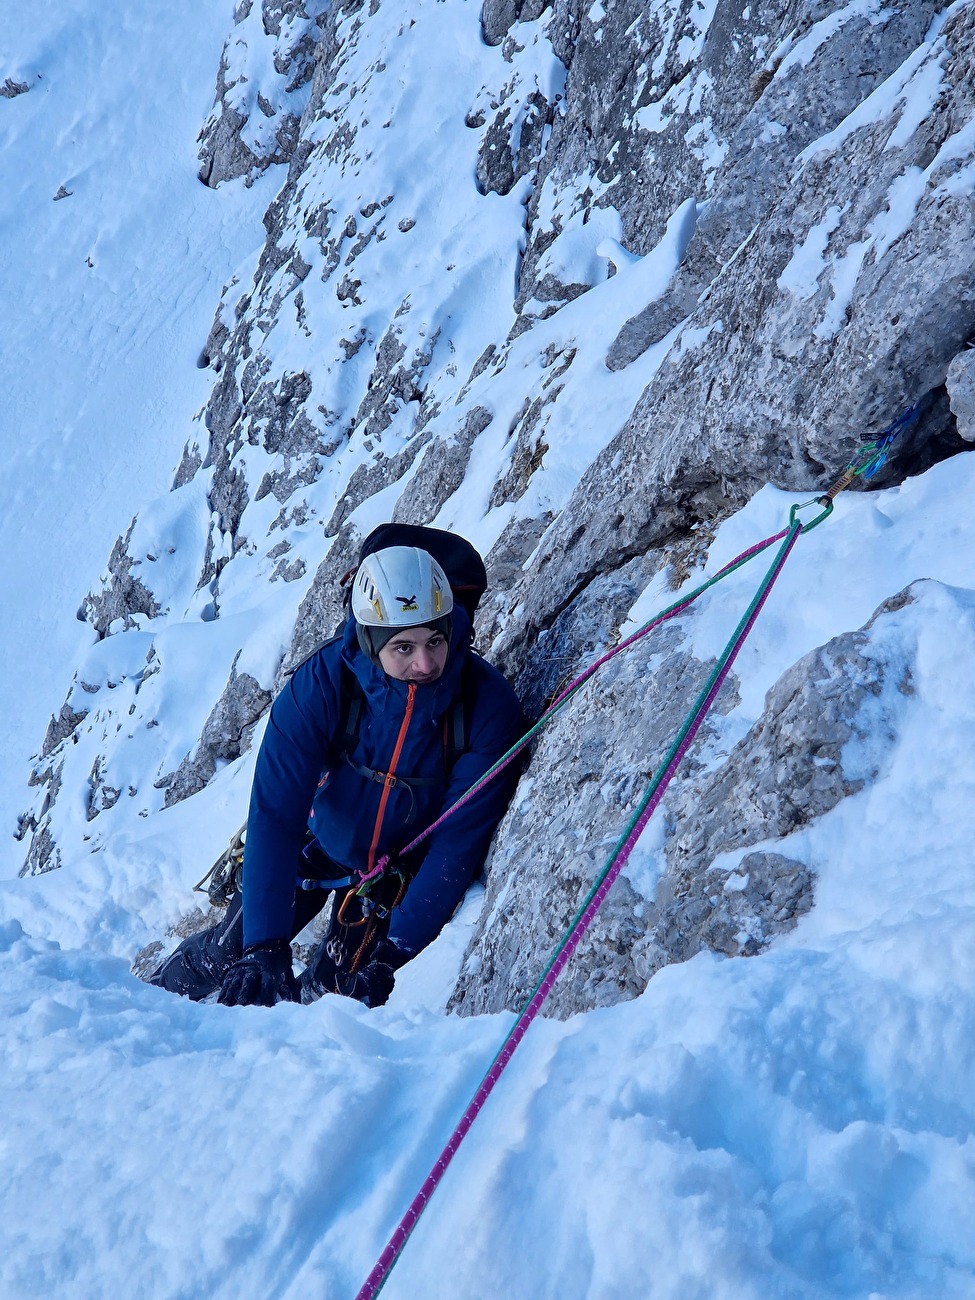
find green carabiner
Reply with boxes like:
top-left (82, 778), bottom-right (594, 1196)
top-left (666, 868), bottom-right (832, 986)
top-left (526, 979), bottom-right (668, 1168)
top-left (789, 497), bottom-right (833, 533)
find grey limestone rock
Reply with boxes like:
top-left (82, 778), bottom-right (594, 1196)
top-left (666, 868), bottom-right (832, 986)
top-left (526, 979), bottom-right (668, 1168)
top-left (645, 851), bottom-right (814, 970)
top-left (20, 823), bottom-right (62, 878)
top-left (38, 701), bottom-right (90, 765)
top-left (513, 550), bottom-right (663, 717)
top-left (323, 435), bottom-right (433, 539)
top-left (346, 325), bottom-right (441, 444)
top-left (946, 346), bottom-right (975, 441)
top-left (392, 407), bottom-right (495, 527)
top-left (81, 523), bottom-right (162, 639)
top-left (494, 3), bottom-right (975, 672)
top-left (453, 581), bottom-right (921, 1017)
top-left (607, 0), bottom-right (942, 367)
top-left (662, 616), bottom-right (904, 872)
top-left (281, 521), bottom-right (363, 675)
top-left (474, 512), bottom-right (558, 651)
top-left (19, 758), bottom-right (65, 877)
top-left (200, 463), bottom-right (250, 590)
top-left (474, 77), bottom-right (557, 200)
top-left (198, 0), bottom-right (329, 187)
top-left (86, 757), bottom-right (122, 822)
top-left (173, 441), bottom-right (204, 489)
top-left (1, 77), bottom-right (31, 98)
top-left (481, 0), bottom-right (553, 48)
top-left (510, 0), bottom-right (757, 321)
top-left (488, 354), bottom-right (574, 510)
top-left (451, 619), bottom-right (741, 1017)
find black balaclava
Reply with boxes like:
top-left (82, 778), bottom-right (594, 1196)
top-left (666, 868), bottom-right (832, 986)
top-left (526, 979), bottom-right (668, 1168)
top-left (356, 613), bottom-right (453, 667)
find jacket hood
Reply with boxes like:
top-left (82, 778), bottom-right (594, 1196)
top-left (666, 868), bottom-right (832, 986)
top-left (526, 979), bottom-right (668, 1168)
top-left (339, 604), bottom-right (472, 717)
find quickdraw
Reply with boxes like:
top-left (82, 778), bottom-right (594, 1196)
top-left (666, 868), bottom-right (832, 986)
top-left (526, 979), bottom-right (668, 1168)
top-left (818, 397), bottom-right (928, 501)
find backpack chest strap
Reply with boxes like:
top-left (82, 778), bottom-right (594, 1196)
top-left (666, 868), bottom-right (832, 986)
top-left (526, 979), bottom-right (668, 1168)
top-left (339, 751), bottom-right (442, 822)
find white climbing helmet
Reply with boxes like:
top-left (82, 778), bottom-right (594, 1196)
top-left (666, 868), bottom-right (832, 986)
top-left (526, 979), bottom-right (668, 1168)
top-left (351, 546), bottom-right (454, 627)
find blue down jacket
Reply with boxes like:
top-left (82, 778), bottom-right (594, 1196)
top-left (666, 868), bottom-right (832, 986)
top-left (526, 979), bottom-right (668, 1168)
top-left (242, 608), bottom-right (526, 953)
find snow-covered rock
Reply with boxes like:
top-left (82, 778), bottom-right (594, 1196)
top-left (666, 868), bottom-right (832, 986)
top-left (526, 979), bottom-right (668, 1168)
top-left (6, 2), bottom-right (975, 1295)
top-left (17, 0), bottom-right (975, 1029)
top-left (197, 0), bottom-right (330, 187)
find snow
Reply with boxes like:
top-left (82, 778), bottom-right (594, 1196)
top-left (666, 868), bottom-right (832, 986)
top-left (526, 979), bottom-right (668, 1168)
top-left (5, 456), bottom-right (975, 1299)
top-left (776, 0), bottom-right (897, 78)
top-left (0, 0), bottom-right (274, 856)
top-left (533, 203), bottom-right (625, 288)
top-left (813, 238), bottom-right (872, 341)
top-left (777, 205), bottom-right (846, 299)
top-left (1, 1), bottom-right (975, 1297)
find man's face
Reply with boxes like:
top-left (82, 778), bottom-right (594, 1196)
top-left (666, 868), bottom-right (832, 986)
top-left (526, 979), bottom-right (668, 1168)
top-left (378, 625), bottom-right (449, 683)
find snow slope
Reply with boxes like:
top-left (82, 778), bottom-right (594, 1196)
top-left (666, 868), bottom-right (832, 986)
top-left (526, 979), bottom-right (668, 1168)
top-left (0, 0), bottom-right (272, 865)
top-left (3, 460), bottom-right (975, 1299)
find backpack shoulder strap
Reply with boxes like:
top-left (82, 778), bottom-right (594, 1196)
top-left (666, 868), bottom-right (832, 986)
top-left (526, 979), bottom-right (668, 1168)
top-left (335, 643), bottom-right (474, 769)
top-left (288, 631), bottom-right (364, 756)
top-left (336, 661), bottom-right (365, 755)
top-left (442, 658), bottom-right (474, 769)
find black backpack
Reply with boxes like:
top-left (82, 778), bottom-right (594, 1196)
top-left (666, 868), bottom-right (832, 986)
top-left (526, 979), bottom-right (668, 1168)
top-left (345, 522), bottom-right (488, 623)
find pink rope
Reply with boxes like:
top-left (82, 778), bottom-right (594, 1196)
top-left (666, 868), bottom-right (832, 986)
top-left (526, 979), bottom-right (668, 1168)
top-left (354, 523), bottom-right (801, 1299)
top-left (360, 526), bottom-right (790, 885)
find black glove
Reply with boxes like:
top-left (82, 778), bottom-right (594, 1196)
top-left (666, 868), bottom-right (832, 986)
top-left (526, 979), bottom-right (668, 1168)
top-left (217, 939), bottom-right (299, 1007)
top-left (336, 938), bottom-right (410, 1008)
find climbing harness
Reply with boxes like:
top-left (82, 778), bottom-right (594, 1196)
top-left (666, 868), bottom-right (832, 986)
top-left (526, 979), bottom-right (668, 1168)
top-left (352, 401), bottom-right (919, 1298)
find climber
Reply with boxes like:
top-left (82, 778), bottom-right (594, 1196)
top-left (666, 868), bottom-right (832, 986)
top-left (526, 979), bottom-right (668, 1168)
top-left (150, 536), bottom-right (525, 1008)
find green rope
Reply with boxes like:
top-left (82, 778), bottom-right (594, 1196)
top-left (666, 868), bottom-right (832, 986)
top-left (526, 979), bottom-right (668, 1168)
top-left (369, 526), bottom-right (792, 883)
top-left (507, 517), bottom-right (804, 1027)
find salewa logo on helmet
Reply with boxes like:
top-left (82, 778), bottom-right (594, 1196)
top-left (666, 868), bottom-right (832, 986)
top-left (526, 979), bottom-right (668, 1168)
top-left (396, 593), bottom-right (419, 611)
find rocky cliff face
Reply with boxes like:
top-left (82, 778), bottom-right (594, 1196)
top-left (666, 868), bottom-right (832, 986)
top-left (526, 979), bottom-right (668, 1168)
top-left (196, 0), bottom-right (330, 188)
top-left (453, 580), bottom-right (918, 1016)
top-left (20, 0), bottom-right (975, 1014)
